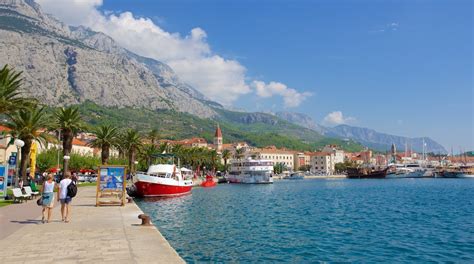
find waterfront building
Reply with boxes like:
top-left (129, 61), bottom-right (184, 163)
top-left (253, 146), bottom-right (295, 171)
top-left (294, 152), bottom-right (311, 171)
top-left (310, 152), bottom-right (335, 175)
top-left (321, 145), bottom-right (345, 164)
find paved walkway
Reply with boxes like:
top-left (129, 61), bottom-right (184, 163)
top-left (0, 187), bottom-right (184, 263)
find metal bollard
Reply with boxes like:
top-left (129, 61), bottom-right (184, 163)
top-left (138, 214), bottom-right (151, 226)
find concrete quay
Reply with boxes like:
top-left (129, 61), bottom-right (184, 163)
top-left (0, 186), bottom-right (184, 264)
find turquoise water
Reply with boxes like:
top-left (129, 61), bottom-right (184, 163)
top-left (136, 179), bottom-right (474, 263)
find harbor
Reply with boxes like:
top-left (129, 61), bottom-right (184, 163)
top-left (135, 178), bottom-right (474, 263)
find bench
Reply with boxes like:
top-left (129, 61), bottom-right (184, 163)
top-left (23, 186), bottom-right (39, 198)
top-left (12, 188), bottom-right (31, 203)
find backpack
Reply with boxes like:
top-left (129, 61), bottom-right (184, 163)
top-left (67, 181), bottom-right (77, 198)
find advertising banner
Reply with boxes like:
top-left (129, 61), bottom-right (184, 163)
top-left (96, 165), bottom-right (127, 206)
top-left (0, 165), bottom-right (8, 198)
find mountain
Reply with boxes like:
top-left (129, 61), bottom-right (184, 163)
top-left (326, 125), bottom-right (447, 154)
top-left (275, 112), bottom-right (447, 154)
top-left (0, 0), bottom-right (217, 118)
top-left (274, 112), bottom-right (326, 134)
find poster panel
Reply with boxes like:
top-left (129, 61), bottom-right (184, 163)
top-left (96, 165), bottom-right (127, 206)
top-left (0, 165), bottom-right (8, 198)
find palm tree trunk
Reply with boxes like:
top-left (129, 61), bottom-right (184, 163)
top-left (20, 140), bottom-right (32, 182)
top-left (62, 129), bottom-right (73, 174)
top-left (128, 149), bottom-right (136, 174)
top-left (102, 144), bottom-right (110, 164)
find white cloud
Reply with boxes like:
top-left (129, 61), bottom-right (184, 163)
top-left (36, 0), bottom-right (102, 26)
top-left (37, 0), bottom-right (315, 106)
top-left (251, 81), bottom-right (312, 108)
top-left (322, 111), bottom-right (356, 126)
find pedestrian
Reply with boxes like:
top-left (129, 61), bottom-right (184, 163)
top-left (58, 172), bottom-right (74, 223)
top-left (41, 174), bottom-right (55, 223)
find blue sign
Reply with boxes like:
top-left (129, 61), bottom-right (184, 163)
top-left (0, 165), bottom-right (8, 197)
top-left (8, 155), bottom-right (16, 166)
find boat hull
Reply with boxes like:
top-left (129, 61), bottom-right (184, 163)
top-left (135, 181), bottom-right (192, 197)
top-left (346, 168), bottom-right (388, 179)
top-left (227, 175), bottom-right (273, 184)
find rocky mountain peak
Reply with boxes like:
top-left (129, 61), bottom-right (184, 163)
top-left (0, 0), bottom-right (218, 118)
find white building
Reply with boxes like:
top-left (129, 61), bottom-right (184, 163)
top-left (253, 147), bottom-right (295, 171)
top-left (322, 145), bottom-right (345, 164)
top-left (310, 152), bottom-right (335, 175)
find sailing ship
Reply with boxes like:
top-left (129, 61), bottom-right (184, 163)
top-left (346, 167), bottom-right (389, 179)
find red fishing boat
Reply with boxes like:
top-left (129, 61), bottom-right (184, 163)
top-left (200, 175), bottom-right (216, 188)
top-left (135, 164), bottom-right (193, 197)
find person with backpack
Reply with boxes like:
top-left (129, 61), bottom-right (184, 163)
top-left (58, 172), bottom-right (77, 223)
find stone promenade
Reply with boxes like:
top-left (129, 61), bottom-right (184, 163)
top-left (0, 186), bottom-right (184, 263)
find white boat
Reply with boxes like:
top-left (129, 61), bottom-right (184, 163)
top-left (387, 163), bottom-right (428, 178)
top-left (135, 164), bottom-right (194, 197)
top-left (226, 158), bottom-right (274, 184)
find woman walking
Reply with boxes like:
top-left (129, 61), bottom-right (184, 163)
top-left (41, 174), bottom-right (55, 223)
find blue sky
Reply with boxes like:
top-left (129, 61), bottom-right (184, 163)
top-left (38, 0), bottom-right (473, 150)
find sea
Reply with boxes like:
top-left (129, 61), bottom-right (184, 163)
top-left (135, 179), bottom-right (474, 263)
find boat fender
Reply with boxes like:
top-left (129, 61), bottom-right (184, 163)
top-left (138, 214), bottom-right (152, 226)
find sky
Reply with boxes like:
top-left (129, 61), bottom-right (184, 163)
top-left (36, 0), bottom-right (473, 150)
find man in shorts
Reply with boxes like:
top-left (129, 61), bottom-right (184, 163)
top-left (58, 172), bottom-right (73, 223)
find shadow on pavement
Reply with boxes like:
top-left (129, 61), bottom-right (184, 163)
top-left (10, 219), bottom-right (41, 225)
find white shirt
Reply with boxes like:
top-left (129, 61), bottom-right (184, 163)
top-left (44, 181), bottom-right (55, 193)
top-left (59, 178), bottom-right (72, 199)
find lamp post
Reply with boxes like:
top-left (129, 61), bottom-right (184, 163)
top-left (14, 139), bottom-right (25, 187)
top-left (63, 155), bottom-right (70, 179)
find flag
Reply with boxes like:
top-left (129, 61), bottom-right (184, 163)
top-left (29, 142), bottom-right (37, 178)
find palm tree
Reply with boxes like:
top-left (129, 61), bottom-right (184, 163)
top-left (148, 128), bottom-right (159, 144)
top-left (5, 106), bottom-right (51, 182)
top-left (123, 129), bottom-right (142, 174)
top-left (234, 148), bottom-right (245, 160)
top-left (222, 149), bottom-right (231, 172)
top-left (54, 106), bottom-right (84, 174)
top-left (89, 124), bottom-right (119, 164)
top-left (0, 65), bottom-right (34, 115)
top-left (140, 144), bottom-right (159, 167)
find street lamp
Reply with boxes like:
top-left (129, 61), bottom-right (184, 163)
top-left (14, 139), bottom-right (24, 187)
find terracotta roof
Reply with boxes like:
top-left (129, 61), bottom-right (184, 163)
top-left (215, 124), bottom-right (222, 138)
top-left (254, 148), bottom-right (295, 155)
top-left (0, 125), bottom-right (11, 132)
top-left (72, 138), bottom-right (88, 146)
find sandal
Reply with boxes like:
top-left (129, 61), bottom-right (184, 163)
top-left (41, 216), bottom-right (45, 224)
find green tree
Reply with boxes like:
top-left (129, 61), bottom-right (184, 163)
top-left (123, 129), bottom-right (142, 174)
top-left (148, 128), bottom-right (159, 144)
top-left (221, 149), bottom-right (231, 172)
top-left (0, 65), bottom-right (34, 115)
top-left (273, 162), bottom-right (287, 174)
top-left (334, 160), bottom-right (356, 173)
top-left (140, 144), bottom-right (159, 167)
top-left (234, 148), bottom-right (244, 160)
top-left (6, 106), bottom-right (51, 182)
top-left (89, 124), bottom-right (119, 164)
top-left (54, 106), bottom-right (85, 174)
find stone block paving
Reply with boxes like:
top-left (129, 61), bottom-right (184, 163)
top-left (0, 187), bottom-right (184, 264)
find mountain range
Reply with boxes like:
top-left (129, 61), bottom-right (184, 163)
top-left (275, 112), bottom-right (447, 154)
top-left (0, 0), bottom-right (447, 154)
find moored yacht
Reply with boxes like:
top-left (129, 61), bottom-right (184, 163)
top-left (387, 163), bottom-right (428, 178)
top-left (135, 164), bottom-right (194, 197)
top-left (227, 158), bottom-right (274, 184)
